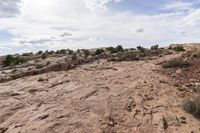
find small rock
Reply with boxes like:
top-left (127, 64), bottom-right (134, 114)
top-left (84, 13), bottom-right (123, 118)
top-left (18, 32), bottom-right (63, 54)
top-left (159, 80), bottom-right (169, 84)
top-left (106, 117), bottom-right (116, 127)
top-left (39, 114), bottom-right (49, 120)
top-left (176, 69), bottom-right (182, 74)
top-left (190, 79), bottom-right (197, 82)
top-left (158, 116), bottom-right (168, 131)
top-left (180, 116), bottom-right (186, 120)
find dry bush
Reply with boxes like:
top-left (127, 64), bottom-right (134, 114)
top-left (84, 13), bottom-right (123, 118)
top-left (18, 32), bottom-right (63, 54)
top-left (169, 45), bottom-right (185, 52)
top-left (183, 95), bottom-right (200, 118)
top-left (162, 58), bottom-right (190, 68)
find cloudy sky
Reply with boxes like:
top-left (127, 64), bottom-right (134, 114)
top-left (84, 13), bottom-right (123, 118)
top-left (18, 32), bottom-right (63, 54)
top-left (0, 0), bottom-right (200, 55)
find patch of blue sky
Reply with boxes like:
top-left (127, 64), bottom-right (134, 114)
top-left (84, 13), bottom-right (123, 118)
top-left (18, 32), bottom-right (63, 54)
top-left (0, 30), bottom-right (14, 41)
top-left (107, 0), bottom-right (200, 15)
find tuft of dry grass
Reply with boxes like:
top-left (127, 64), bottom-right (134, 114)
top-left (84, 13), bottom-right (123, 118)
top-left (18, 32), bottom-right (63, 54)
top-left (162, 58), bottom-right (190, 68)
top-left (183, 95), bottom-right (200, 118)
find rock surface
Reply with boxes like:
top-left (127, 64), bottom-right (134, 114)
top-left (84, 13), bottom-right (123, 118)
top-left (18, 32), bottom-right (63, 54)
top-left (0, 54), bottom-right (200, 133)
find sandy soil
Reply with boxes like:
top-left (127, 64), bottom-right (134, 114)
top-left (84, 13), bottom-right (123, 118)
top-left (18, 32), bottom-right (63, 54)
top-left (0, 54), bottom-right (200, 133)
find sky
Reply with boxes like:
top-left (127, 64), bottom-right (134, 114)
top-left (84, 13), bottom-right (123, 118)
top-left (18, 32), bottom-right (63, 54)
top-left (0, 0), bottom-right (200, 55)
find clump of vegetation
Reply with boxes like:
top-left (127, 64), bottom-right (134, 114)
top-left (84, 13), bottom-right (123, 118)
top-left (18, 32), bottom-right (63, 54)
top-left (183, 95), bottom-right (200, 118)
top-left (36, 64), bottom-right (44, 69)
top-left (38, 78), bottom-right (46, 82)
top-left (37, 51), bottom-right (43, 55)
top-left (72, 54), bottom-right (78, 61)
top-left (106, 47), bottom-right (117, 53)
top-left (83, 49), bottom-right (90, 58)
top-left (41, 53), bottom-right (48, 59)
top-left (22, 52), bottom-right (33, 56)
top-left (169, 45), bottom-right (185, 52)
top-left (95, 49), bottom-right (105, 55)
top-left (45, 50), bottom-right (54, 55)
top-left (115, 45), bottom-right (124, 52)
top-left (137, 46), bottom-right (145, 52)
top-left (106, 45), bottom-right (124, 53)
top-left (151, 45), bottom-right (159, 50)
top-left (162, 58), bottom-right (190, 68)
top-left (2, 55), bottom-right (26, 67)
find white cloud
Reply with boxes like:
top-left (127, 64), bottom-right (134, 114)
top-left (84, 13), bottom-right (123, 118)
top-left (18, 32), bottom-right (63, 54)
top-left (0, 0), bottom-right (200, 54)
top-left (83, 0), bottom-right (124, 10)
top-left (184, 9), bottom-right (200, 25)
top-left (163, 1), bottom-right (193, 11)
top-left (0, 0), bottom-right (21, 18)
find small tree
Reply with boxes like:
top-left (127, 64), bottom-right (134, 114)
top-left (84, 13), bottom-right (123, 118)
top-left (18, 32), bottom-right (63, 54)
top-left (95, 49), bottom-right (104, 55)
top-left (115, 45), bottom-right (124, 52)
top-left (2, 55), bottom-right (25, 67)
top-left (59, 49), bottom-right (67, 54)
top-left (137, 46), bottom-right (145, 52)
top-left (151, 45), bottom-right (159, 50)
top-left (37, 51), bottom-right (43, 55)
top-left (3, 55), bottom-right (14, 66)
top-left (83, 49), bottom-right (90, 58)
top-left (106, 47), bottom-right (117, 53)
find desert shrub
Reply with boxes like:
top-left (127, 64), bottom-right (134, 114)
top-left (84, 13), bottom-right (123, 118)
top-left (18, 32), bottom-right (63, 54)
top-left (60, 49), bottom-right (67, 54)
top-left (83, 49), bottom-right (90, 58)
top-left (183, 95), bottom-right (200, 118)
top-left (41, 53), bottom-right (47, 59)
top-left (106, 47), bottom-right (117, 53)
top-left (37, 51), bottom-right (43, 55)
top-left (45, 50), bottom-right (54, 55)
top-left (151, 45), bottom-right (159, 50)
top-left (3, 55), bottom-right (14, 66)
top-left (108, 57), bottom-right (121, 62)
top-left (22, 52), bottom-right (33, 56)
top-left (169, 45), bottom-right (185, 52)
top-left (2, 55), bottom-right (26, 67)
top-left (48, 50), bottom-right (55, 54)
top-left (183, 100), bottom-right (196, 114)
top-left (72, 54), bottom-right (78, 61)
top-left (130, 48), bottom-right (136, 50)
top-left (115, 45), bottom-right (124, 52)
top-left (162, 58), bottom-right (190, 68)
top-left (36, 64), bottom-right (44, 69)
top-left (38, 78), bottom-right (45, 82)
top-left (137, 46), bottom-right (145, 52)
top-left (55, 49), bottom-right (68, 54)
top-left (68, 49), bottom-right (74, 54)
top-left (95, 49), bottom-right (105, 55)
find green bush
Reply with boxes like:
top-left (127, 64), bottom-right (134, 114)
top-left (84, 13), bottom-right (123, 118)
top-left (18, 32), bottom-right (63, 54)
top-left (151, 45), bottom-right (159, 50)
top-left (37, 51), bottom-right (43, 55)
top-left (115, 45), bottom-right (124, 52)
top-left (95, 49), bottom-right (105, 55)
top-left (183, 96), bottom-right (200, 118)
top-left (83, 49), bottom-right (90, 58)
top-left (162, 58), bottom-right (190, 68)
top-left (55, 49), bottom-right (67, 54)
top-left (2, 55), bottom-right (26, 67)
top-left (106, 47), bottom-right (117, 53)
top-left (137, 46), bottom-right (145, 52)
top-left (169, 45), bottom-right (185, 52)
top-left (36, 64), bottom-right (44, 69)
top-left (45, 50), bottom-right (54, 54)
top-left (22, 52), bottom-right (33, 56)
top-left (38, 78), bottom-right (45, 82)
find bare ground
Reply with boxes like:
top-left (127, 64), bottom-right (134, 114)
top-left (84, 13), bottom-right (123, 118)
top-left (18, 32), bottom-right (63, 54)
top-left (0, 54), bottom-right (200, 133)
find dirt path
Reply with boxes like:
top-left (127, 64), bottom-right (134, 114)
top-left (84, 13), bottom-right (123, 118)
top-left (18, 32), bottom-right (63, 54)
top-left (0, 54), bottom-right (200, 133)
